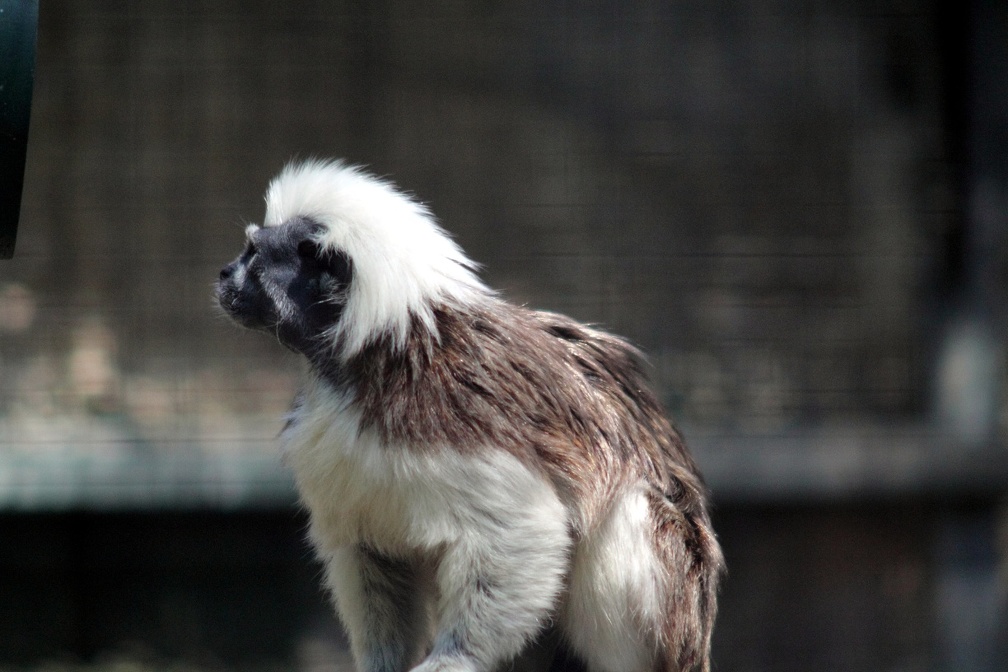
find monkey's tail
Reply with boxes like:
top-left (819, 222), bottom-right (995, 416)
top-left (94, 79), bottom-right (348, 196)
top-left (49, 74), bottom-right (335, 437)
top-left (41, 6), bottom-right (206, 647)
top-left (647, 490), bottom-right (724, 672)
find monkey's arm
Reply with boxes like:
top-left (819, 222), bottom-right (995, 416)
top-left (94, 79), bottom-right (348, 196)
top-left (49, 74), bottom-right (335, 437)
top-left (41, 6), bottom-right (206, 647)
top-left (322, 545), bottom-right (431, 672)
top-left (412, 490), bottom-right (572, 672)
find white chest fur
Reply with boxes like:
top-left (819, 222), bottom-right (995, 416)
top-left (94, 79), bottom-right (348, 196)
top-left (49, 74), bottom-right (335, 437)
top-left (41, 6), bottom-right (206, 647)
top-left (279, 376), bottom-right (569, 556)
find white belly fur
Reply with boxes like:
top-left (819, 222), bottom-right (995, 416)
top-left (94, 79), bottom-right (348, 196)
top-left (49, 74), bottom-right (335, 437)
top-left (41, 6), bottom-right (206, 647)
top-left (281, 377), bottom-right (665, 672)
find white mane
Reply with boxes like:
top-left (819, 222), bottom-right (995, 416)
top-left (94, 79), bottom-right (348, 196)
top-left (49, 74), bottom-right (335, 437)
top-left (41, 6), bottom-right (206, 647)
top-left (263, 160), bottom-right (491, 357)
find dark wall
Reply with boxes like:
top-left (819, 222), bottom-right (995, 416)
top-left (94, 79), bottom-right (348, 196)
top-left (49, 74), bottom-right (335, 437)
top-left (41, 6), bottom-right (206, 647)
top-left (0, 510), bottom-right (340, 669)
top-left (6, 504), bottom-right (995, 672)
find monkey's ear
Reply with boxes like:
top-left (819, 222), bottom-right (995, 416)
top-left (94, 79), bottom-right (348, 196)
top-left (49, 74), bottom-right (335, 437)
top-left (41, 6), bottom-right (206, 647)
top-left (297, 239), bottom-right (324, 260)
top-left (298, 239), bottom-right (352, 286)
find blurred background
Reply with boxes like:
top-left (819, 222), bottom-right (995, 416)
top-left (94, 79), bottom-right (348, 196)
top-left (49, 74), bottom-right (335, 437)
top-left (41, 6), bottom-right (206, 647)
top-left (1, 0), bottom-right (1006, 670)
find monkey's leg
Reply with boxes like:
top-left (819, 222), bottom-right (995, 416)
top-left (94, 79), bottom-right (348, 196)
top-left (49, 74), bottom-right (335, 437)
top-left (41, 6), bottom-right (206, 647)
top-left (412, 522), bottom-right (571, 672)
top-left (560, 490), bottom-right (682, 672)
top-left (323, 544), bottom-right (431, 672)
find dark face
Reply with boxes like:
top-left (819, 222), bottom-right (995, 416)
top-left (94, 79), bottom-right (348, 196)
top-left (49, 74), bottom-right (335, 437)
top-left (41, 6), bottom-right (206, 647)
top-left (216, 217), bottom-right (352, 353)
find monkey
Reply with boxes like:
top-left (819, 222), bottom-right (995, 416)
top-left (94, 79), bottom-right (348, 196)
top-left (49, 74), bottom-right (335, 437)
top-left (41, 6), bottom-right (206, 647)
top-left (215, 160), bottom-right (723, 672)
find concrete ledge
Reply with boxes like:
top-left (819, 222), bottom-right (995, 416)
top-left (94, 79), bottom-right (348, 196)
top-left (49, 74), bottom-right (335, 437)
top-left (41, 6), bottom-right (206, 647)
top-left (0, 447), bottom-right (296, 511)
top-left (693, 423), bottom-right (1008, 502)
top-left (1, 418), bottom-right (1005, 510)
top-left (0, 416), bottom-right (297, 510)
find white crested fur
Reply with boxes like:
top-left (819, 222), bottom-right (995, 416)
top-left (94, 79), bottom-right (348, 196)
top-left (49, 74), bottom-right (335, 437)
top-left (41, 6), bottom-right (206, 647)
top-left (263, 160), bottom-right (491, 357)
top-left (561, 490), bottom-right (665, 672)
top-left (283, 374), bottom-right (571, 671)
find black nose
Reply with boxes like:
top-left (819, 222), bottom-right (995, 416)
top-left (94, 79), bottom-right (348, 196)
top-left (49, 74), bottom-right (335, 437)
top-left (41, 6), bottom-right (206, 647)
top-left (220, 263), bottom-right (235, 281)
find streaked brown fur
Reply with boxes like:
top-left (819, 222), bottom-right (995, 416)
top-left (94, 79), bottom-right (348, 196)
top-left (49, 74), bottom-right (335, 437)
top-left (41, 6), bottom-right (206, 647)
top-left (328, 299), bottom-right (723, 672)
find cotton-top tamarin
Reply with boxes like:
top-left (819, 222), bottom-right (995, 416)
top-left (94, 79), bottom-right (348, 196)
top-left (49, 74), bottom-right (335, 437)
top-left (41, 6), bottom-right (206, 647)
top-left (216, 160), bottom-right (723, 672)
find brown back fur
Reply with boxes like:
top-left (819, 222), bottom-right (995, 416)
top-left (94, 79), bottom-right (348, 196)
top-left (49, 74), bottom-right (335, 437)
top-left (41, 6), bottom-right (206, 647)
top-left (335, 299), bottom-right (723, 671)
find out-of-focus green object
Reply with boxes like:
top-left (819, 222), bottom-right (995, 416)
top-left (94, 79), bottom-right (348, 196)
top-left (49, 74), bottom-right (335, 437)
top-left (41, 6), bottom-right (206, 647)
top-left (0, 0), bottom-right (37, 259)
